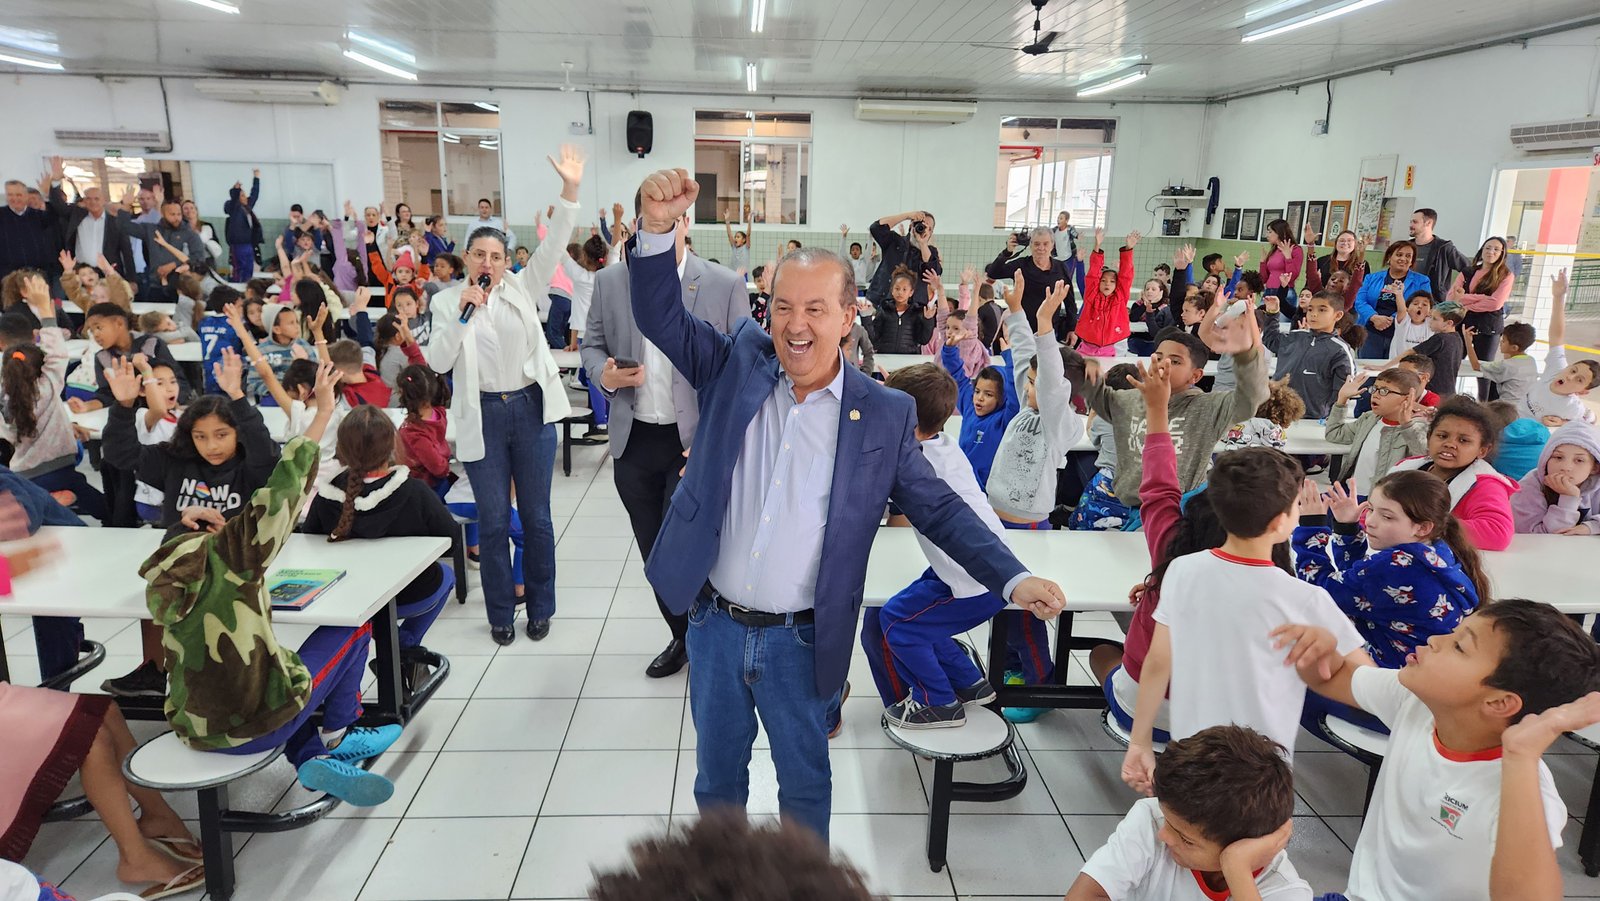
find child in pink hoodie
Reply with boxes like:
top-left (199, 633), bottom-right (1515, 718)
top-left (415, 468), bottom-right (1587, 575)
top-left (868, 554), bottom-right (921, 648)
top-left (1511, 421), bottom-right (1600, 536)
top-left (1390, 396), bottom-right (1518, 550)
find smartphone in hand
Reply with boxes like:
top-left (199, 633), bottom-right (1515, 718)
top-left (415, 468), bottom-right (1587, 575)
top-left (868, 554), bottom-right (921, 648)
top-left (613, 357), bottom-right (642, 370)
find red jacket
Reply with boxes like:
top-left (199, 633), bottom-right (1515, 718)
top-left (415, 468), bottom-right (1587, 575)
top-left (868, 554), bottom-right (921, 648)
top-left (340, 364), bottom-right (390, 408)
top-left (1076, 245), bottom-right (1134, 348)
top-left (399, 408), bottom-right (451, 488)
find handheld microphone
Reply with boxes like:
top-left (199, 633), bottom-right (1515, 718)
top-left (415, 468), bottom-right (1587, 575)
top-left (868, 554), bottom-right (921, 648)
top-left (460, 273), bottom-right (491, 324)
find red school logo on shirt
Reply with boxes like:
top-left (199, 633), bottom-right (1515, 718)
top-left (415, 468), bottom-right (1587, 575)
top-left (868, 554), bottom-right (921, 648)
top-left (1435, 793), bottom-right (1469, 835)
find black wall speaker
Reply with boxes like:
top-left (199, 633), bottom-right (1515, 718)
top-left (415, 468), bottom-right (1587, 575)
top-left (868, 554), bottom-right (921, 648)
top-left (627, 110), bottom-right (653, 158)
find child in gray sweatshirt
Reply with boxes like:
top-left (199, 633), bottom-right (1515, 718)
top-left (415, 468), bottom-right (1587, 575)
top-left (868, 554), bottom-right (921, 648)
top-left (1081, 307), bottom-right (1269, 511)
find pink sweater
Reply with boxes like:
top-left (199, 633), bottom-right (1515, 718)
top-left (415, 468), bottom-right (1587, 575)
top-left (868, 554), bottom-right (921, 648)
top-left (1260, 245), bottom-right (1305, 292)
top-left (1456, 267), bottom-right (1513, 313)
top-left (919, 283), bottom-right (988, 376)
top-left (1393, 456), bottom-right (1517, 551)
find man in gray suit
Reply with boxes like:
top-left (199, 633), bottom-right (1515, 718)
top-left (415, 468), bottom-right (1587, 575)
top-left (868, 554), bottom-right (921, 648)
top-left (582, 212), bottom-right (749, 677)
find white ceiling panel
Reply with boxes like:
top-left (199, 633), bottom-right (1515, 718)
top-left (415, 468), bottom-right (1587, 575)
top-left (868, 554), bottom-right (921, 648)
top-left (0, 0), bottom-right (1595, 100)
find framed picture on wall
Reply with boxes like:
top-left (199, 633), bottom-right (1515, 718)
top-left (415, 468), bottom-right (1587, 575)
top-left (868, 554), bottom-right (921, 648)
top-left (1261, 209), bottom-right (1284, 235)
top-left (1305, 201), bottom-right (1328, 243)
top-left (1326, 201), bottom-right (1351, 244)
top-left (1239, 208), bottom-right (1262, 242)
top-left (1221, 208), bottom-right (1241, 240)
top-left (1286, 201), bottom-right (1305, 239)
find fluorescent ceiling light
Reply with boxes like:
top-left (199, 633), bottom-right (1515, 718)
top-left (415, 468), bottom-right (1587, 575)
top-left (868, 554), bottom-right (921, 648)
top-left (1077, 64), bottom-right (1150, 97)
top-left (0, 50), bottom-right (63, 71)
top-left (750, 0), bottom-right (766, 33)
top-left (1074, 55), bottom-right (1144, 85)
top-left (474, 101), bottom-right (499, 112)
top-left (442, 134), bottom-right (461, 144)
top-left (0, 27), bottom-right (61, 56)
top-left (348, 30), bottom-right (415, 65)
top-left (343, 48), bottom-right (417, 80)
top-left (1243, 0), bottom-right (1314, 23)
top-left (175, 0), bottom-right (241, 13)
top-left (1242, 0), bottom-right (1390, 42)
top-left (745, 62), bottom-right (757, 92)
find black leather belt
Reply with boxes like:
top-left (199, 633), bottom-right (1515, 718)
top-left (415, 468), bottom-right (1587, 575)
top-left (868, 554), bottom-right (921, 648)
top-left (701, 582), bottom-right (815, 626)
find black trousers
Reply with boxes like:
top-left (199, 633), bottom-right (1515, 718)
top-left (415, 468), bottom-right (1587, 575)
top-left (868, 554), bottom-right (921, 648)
top-left (613, 421), bottom-right (687, 641)
top-left (1464, 309), bottom-right (1504, 401)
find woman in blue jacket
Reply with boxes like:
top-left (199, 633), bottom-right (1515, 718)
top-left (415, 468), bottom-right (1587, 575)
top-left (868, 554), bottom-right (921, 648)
top-left (1353, 239), bottom-right (1430, 357)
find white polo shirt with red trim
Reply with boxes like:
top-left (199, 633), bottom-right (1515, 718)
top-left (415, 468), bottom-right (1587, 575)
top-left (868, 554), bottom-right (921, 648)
top-left (1154, 549), bottom-right (1365, 759)
top-left (1080, 797), bottom-right (1312, 900)
top-left (1342, 666), bottom-right (1566, 901)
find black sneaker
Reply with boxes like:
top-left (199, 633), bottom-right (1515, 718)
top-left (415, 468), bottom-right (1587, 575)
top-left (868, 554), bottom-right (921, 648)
top-left (400, 645), bottom-right (440, 694)
top-left (490, 625), bottom-right (516, 646)
top-left (954, 679), bottom-right (997, 707)
top-left (100, 660), bottom-right (167, 698)
top-left (526, 618), bottom-right (551, 641)
top-left (885, 697), bottom-right (966, 730)
top-left (466, 550), bottom-right (480, 570)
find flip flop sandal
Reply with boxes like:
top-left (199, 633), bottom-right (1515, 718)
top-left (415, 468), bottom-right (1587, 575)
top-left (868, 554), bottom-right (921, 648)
top-left (140, 863), bottom-right (205, 900)
top-left (149, 835), bottom-right (204, 863)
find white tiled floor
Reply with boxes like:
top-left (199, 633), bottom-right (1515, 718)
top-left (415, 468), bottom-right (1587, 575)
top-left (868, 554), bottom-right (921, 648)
top-left (11, 442), bottom-right (1600, 899)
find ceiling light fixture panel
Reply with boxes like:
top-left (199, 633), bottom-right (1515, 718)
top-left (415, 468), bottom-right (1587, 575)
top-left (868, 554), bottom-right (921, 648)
top-left (1076, 64), bottom-right (1151, 97)
top-left (1242, 0), bottom-right (1390, 42)
top-left (745, 62), bottom-right (758, 92)
top-left (0, 50), bottom-right (63, 70)
top-left (175, 0), bottom-right (241, 14)
top-left (343, 48), bottom-right (417, 80)
top-left (750, 0), bottom-right (767, 33)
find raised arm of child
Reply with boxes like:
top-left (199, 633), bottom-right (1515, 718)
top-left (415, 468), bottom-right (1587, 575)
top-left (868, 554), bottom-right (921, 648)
top-left (1033, 280), bottom-right (1085, 449)
top-left (1492, 693), bottom-right (1600, 901)
top-left (1121, 622), bottom-right (1168, 796)
top-left (228, 302), bottom-right (296, 413)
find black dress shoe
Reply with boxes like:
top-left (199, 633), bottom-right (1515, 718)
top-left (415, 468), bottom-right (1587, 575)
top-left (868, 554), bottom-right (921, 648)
top-left (645, 638), bottom-right (688, 678)
top-left (491, 625), bottom-right (516, 646)
top-left (526, 618), bottom-right (551, 641)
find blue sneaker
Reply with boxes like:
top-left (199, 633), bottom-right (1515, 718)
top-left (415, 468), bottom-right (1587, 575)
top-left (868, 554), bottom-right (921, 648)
top-left (1002, 706), bottom-right (1049, 724)
top-left (326, 725), bottom-right (402, 764)
top-left (297, 758), bottom-right (395, 806)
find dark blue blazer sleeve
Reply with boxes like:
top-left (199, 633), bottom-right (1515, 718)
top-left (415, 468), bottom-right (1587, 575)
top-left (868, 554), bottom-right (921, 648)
top-left (627, 244), bottom-right (733, 391)
top-left (888, 407), bottom-right (1028, 598)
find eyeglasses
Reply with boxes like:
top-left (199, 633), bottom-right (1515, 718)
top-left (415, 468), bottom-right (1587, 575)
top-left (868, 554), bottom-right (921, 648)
top-left (1372, 386), bottom-right (1401, 397)
top-left (465, 248), bottom-right (506, 264)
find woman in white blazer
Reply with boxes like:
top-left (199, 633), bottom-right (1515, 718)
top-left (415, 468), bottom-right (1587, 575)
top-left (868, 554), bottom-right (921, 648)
top-left (427, 145), bottom-right (584, 645)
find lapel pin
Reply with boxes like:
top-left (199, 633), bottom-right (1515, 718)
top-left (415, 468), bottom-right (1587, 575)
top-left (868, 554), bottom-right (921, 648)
top-left (849, 409), bottom-right (861, 421)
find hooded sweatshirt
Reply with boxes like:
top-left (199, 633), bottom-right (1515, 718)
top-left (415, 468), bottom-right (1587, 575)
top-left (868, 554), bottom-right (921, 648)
top-left (1391, 456), bottom-right (1518, 551)
top-left (944, 345), bottom-right (1018, 489)
top-left (398, 407), bottom-right (452, 489)
top-left (103, 396), bottom-right (278, 528)
top-left (341, 364), bottom-right (392, 408)
top-left (985, 310), bottom-right (1085, 521)
top-left (140, 437), bottom-right (319, 749)
top-left (302, 467), bottom-right (460, 555)
top-left (1492, 417), bottom-right (1551, 481)
top-left (1293, 522), bottom-right (1479, 668)
top-left (1511, 421), bottom-right (1600, 535)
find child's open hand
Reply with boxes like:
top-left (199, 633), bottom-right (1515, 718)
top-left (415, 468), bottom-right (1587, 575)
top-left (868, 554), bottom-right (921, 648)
top-left (312, 360), bottom-right (338, 408)
top-left (1335, 373), bottom-right (1366, 404)
top-left (1503, 692), bottom-right (1600, 760)
top-left (352, 286), bottom-right (372, 313)
top-left (1298, 479), bottom-right (1328, 517)
top-left (213, 348), bottom-right (245, 399)
top-left (1325, 479), bottom-right (1364, 523)
top-left (1036, 280), bottom-right (1068, 335)
top-left (290, 342), bottom-right (309, 361)
top-left (1002, 276), bottom-right (1024, 314)
top-left (1199, 291), bottom-right (1259, 356)
top-left (312, 303), bottom-right (330, 337)
top-left (130, 353), bottom-right (152, 377)
top-left (106, 357), bottom-right (143, 407)
top-left (1220, 820), bottom-right (1293, 876)
top-left (1121, 744), bottom-right (1156, 797)
top-left (1233, 250), bottom-right (1250, 269)
top-left (1126, 359), bottom-right (1171, 409)
top-left (1270, 623), bottom-right (1340, 681)
top-left (224, 301), bottom-right (246, 336)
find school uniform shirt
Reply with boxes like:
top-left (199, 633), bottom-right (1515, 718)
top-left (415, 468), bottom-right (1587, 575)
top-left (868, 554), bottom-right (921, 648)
top-left (915, 434), bottom-right (1009, 599)
top-left (1343, 666), bottom-right (1565, 901)
top-left (1477, 353), bottom-right (1535, 414)
top-left (285, 399), bottom-right (347, 491)
top-left (1392, 316), bottom-right (1432, 357)
top-left (1523, 343), bottom-right (1591, 424)
top-left (1153, 549), bottom-right (1364, 759)
top-left (1411, 331), bottom-right (1465, 396)
top-left (1080, 797), bottom-right (1312, 901)
top-left (133, 412), bottom-right (179, 515)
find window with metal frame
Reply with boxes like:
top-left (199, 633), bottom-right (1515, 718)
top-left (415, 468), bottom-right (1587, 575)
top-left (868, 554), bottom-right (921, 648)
top-left (994, 117), bottom-right (1116, 232)
top-left (378, 100), bottom-right (504, 220)
top-left (693, 109), bottom-right (812, 227)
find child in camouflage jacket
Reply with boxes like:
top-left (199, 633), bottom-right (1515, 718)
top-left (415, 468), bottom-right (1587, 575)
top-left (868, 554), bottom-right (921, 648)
top-left (139, 434), bottom-right (403, 807)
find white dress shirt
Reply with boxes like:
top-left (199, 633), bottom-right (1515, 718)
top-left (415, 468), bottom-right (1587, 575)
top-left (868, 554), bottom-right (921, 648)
top-left (475, 282), bottom-right (536, 393)
top-left (75, 211), bottom-right (107, 264)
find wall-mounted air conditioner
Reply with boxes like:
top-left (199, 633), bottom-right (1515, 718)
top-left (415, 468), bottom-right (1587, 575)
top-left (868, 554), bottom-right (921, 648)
top-left (193, 79), bottom-right (342, 106)
top-left (53, 128), bottom-right (171, 150)
top-left (854, 99), bottom-right (977, 124)
top-left (1509, 118), bottom-right (1600, 153)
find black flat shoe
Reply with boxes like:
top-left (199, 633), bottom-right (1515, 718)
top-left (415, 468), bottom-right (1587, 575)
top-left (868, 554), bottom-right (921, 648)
top-left (491, 625), bottom-right (516, 646)
top-left (526, 618), bottom-right (551, 641)
top-left (645, 638), bottom-right (688, 678)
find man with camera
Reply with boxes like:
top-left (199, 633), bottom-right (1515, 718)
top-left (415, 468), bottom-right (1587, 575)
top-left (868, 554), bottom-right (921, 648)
top-left (865, 209), bottom-right (942, 314)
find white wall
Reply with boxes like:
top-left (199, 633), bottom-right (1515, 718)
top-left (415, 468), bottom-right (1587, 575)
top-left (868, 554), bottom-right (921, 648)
top-left (1195, 23), bottom-right (1600, 245)
top-left (0, 72), bottom-right (1205, 238)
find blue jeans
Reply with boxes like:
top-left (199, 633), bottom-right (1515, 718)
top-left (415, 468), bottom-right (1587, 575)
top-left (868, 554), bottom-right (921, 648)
top-left (687, 598), bottom-right (832, 842)
top-left (462, 386), bottom-right (557, 629)
top-left (447, 503), bottom-right (526, 589)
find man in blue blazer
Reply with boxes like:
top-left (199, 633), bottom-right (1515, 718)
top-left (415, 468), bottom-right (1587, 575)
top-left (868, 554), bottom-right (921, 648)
top-left (628, 168), bottom-right (1066, 841)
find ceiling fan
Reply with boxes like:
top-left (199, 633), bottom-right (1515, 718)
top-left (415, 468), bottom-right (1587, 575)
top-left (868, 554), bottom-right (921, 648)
top-left (970, 0), bottom-right (1070, 56)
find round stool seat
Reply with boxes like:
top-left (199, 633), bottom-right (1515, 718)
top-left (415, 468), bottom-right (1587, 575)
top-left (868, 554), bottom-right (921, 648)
top-left (882, 707), bottom-right (1013, 762)
top-left (123, 732), bottom-right (282, 791)
top-left (1322, 714), bottom-right (1390, 758)
top-left (1099, 708), bottom-right (1168, 752)
top-left (563, 406), bottom-right (593, 421)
